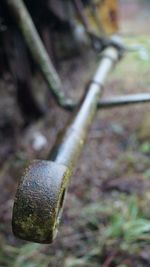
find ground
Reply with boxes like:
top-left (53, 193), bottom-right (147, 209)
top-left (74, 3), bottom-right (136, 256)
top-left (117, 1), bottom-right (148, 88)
top-left (0, 1), bottom-right (150, 267)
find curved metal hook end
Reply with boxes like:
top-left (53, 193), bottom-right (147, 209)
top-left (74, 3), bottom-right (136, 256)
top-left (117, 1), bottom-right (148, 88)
top-left (12, 160), bottom-right (70, 243)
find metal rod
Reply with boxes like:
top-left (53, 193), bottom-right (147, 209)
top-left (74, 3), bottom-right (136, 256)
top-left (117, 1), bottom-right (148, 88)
top-left (12, 47), bottom-right (120, 244)
top-left (5, 0), bottom-right (74, 109)
top-left (98, 93), bottom-right (150, 108)
top-left (5, 0), bottom-right (128, 110)
top-left (50, 47), bottom-right (119, 169)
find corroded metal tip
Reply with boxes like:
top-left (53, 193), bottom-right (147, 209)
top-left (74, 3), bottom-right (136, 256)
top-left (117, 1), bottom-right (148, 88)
top-left (12, 160), bottom-right (70, 243)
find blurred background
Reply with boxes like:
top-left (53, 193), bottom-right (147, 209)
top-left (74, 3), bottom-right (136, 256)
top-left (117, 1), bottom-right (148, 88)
top-left (0, 0), bottom-right (150, 266)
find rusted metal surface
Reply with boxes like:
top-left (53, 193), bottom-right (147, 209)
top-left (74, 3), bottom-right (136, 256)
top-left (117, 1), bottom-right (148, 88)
top-left (84, 0), bottom-right (118, 36)
top-left (12, 47), bottom-right (120, 243)
top-left (12, 160), bottom-right (70, 243)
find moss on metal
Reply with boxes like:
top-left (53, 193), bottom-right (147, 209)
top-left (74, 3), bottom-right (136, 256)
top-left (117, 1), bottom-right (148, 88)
top-left (12, 160), bottom-right (71, 243)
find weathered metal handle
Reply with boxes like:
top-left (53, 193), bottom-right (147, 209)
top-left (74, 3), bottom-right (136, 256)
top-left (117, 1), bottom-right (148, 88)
top-left (12, 47), bottom-right (120, 243)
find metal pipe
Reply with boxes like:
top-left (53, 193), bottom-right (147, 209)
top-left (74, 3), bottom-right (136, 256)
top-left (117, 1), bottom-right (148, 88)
top-left (98, 93), bottom-right (150, 108)
top-left (5, 0), bottom-right (74, 109)
top-left (12, 47), bottom-right (120, 244)
top-left (53, 48), bottom-right (119, 169)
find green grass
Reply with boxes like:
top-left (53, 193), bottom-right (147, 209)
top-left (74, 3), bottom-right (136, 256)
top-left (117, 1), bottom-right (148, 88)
top-left (1, 193), bottom-right (149, 267)
top-left (63, 193), bottom-right (150, 267)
